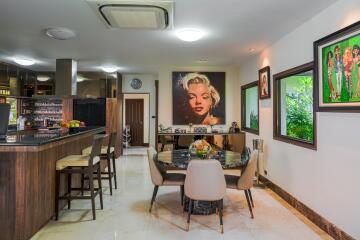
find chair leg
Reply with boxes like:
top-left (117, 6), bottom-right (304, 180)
top-left (97, 164), bottom-right (104, 210)
top-left (248, 189), bottom-right (254, 208)
top-left (244, 190), bottom-right (254, 219)
top-left (89, 172), bottom-right (96, 220)
top-left (67, 170), bottom-right (72, 209)
top-left (186, 199), bottom-right (192, 231)
top-left (55, 170), bottom-right (60, 220)
top-left (180, 185), bottom-right (184, 205)
top-left (107, 155), bottom-right (113, 195)
top-left (112, 152), bottom-right (118, 189)
top-left (218, 199), bottom-right (224, 234)
top-left (160, 144), bottom-right (164, 152)
top-left (149, 185), bottom-right (159, 212)
top-left (81, 168), bottom-right (85, 196)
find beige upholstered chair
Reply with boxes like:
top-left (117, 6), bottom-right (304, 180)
top-left (184, 160), bottom-right (226, 233)
top-left (225, 150), bottom-right (258, 218)
top-left (147, 147), bottom-right (186, 212)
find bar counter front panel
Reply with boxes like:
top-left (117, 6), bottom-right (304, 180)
top-left (0, 126), bottom-right (105, 240)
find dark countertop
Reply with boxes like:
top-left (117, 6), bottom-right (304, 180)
top-left (0, 126), bottom-right (105, 146)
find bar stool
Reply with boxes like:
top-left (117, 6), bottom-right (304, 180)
top-left (82, 132), bottom-right (118, 195)
top-left (55, 135), bottom-right (104, 220)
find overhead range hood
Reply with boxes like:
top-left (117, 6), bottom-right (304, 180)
top-left (87, 0), bottom-right (174, 30)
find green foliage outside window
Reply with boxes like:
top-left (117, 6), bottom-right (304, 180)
top-left (285, 75), bottom-right (314, 142)
top-left (250, 111), bottom-right (258, 130)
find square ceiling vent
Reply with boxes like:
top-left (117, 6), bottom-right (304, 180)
top-left (87, 0), bottom-right (173, 30)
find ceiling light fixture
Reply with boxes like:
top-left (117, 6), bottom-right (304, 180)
top-left (37, 75), bottom-right (50, 82)
top-left (249, 48), bottom-right (255, 52)
top-left (176, 28), bottom-right (204, 42)
top-left (101, 66), bottom-right (118, 73)
top-left (77, 75), bottom-right (87, 82)
top-left (45, 27), bottom-right (76, 40)
top-left (13, 58), bottom-right (35, 66)
top-left (197, 59), bottom-right (208, 63)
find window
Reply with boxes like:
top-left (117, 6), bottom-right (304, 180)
top-left (273, 62), bottom-right (317, 150)
top-left (241, 81), bottom-right (259, 135)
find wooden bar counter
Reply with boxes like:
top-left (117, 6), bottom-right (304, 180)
top-left (0, 126), bottom-right (105, 240)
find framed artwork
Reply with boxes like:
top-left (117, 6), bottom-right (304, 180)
top-left (314, 20), bottom-right (360, 112)
top-left (258, 66), bottom-right (271, 99)
top-left (172, 72), bottom-right (226, 125)
top-left (241, 81), bottom-right (259, 135)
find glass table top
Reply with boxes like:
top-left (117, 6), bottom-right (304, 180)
top-left (155, 149), bottom-right (249, 170)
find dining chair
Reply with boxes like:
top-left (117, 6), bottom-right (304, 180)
top-left (224, 150), bottom-right (258, 218)
top-left (147, 147), bottom-right (186, 212)
top-left (185, 160), bottom-right (226, 233)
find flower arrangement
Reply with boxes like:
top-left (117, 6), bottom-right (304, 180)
top-left (189, 139), bottom-right (212, 158)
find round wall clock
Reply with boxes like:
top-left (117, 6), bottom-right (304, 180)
top-left (130, 78), bottom-right (142, 89)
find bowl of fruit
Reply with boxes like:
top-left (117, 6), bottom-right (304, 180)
top-left (61, 120), bottom-right (85, 133)
top-left (189, 139), bottom-right (212, 159)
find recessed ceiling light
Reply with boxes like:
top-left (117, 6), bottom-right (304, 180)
top-left (45, 27), bottom-right (76, 40)
top-left (14, 58), bottom-right (35, 66)
top-left (101, 66), bottom-right (118, 73)
top-left (176, 28), bottom-right (204, 42)
top-left (249, 48), bottom-right (255, 52)
top-left (37, 75), bottom-right (50, 82)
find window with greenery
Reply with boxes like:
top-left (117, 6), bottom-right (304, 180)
top-left (273, 62), bottom-right (316, 149)
top-left (241, 81), bottom-right (259, 135)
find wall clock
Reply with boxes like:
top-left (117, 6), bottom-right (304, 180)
top-left (130, 78), bottom-right (142, 89)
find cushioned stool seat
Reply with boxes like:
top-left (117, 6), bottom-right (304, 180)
top-left (56, 155), bottom-right (100, 170)
top-left (82, 146), bottom-right (114, 156)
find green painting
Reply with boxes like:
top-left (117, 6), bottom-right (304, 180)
top-left (321, 33), bottom-right (360, 103)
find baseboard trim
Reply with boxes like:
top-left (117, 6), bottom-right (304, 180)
top-left (259, 175), bottom-right (354, 240)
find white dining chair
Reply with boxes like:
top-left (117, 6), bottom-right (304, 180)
top-left (147, 147), bottom-right (186, 212)
top-left (184, 160), bottom-right (226, 233)
top-left (224, 150), bottom-right (258, 218)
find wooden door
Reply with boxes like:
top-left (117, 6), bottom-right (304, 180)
top-left (125, 99), bottom-right (144, 146)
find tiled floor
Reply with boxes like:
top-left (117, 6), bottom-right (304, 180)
top-left (32, 147), bottom-right (333, 240)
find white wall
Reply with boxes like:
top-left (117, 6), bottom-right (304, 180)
top-left (238, 0), bottom-right (360, 238)
top-left (123, 93), bottom-right (150, 144)
top-left (123, 74), bottom-right (157, 147)
top-left (158, 65), bottom-right (241, 130)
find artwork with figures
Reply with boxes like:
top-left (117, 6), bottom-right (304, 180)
top-left (172, 72), bottom-right (226, 125)
top-left (315, 20), bottom-right (360, 111)
top-left (259, 66), bottom-right (271, 99)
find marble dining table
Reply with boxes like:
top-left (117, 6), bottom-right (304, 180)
top-left (155, 149), bottom-right (250, 215)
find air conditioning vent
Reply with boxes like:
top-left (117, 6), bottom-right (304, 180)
top-left (87, 1), bottom-right (173, 30)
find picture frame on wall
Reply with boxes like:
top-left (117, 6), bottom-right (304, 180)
top-left (314, 20), bottom-right (360, 112)
top-left (258, 66), bottom-right (271, 99)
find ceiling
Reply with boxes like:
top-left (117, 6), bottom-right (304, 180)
top-left (0, 0), bottom-right (337, 73)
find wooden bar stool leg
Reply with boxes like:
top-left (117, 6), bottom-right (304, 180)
top-left (107, 155), bottom-right (113, 195)
top-left (67, 169), bottom-right (72, 209)
top-left (97, 163), bottom-right (104, 210)
top-left (89, 171), bottom-right (96, 220)
top-left (55, 170), bottom-right (60, 220)
top-left (81, 167), bottom-right (85, 196)
top-left (112, 152), bottom-right (118, 189)
top-left (244, 190), bottom-right (254, 219)
top-left (248, 189), bottom-right (254, 208)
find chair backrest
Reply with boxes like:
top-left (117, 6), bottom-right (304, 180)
top-left (237, 150), bottom-right (258, 190)
top-left (107, 132), bottom-right (117, 155)
top-left (147, 147), bottom-right (163, 186)
top-left (89, 135), bottom-right (105, 168)
top-left (185, 160), bottom-right (226, 201)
